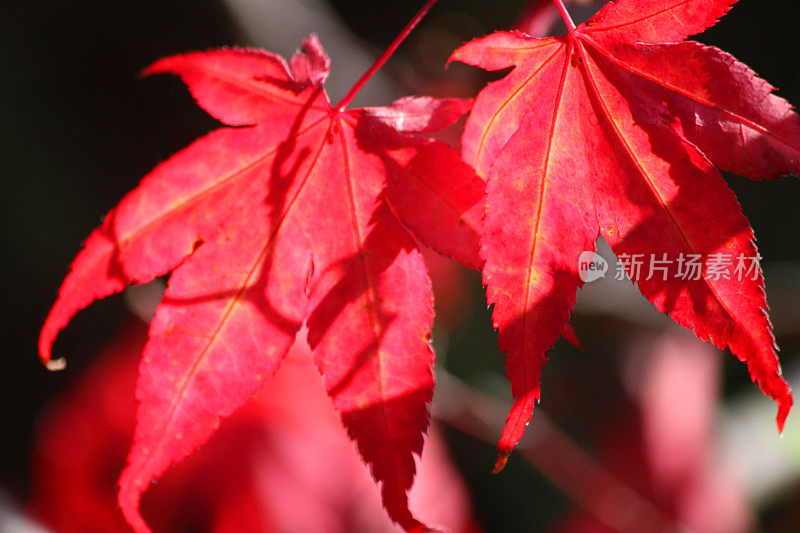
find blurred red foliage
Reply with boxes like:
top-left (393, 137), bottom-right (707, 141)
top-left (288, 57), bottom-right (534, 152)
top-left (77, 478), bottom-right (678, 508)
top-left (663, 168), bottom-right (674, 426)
top-left (29, 322), bottom-right (479, 532)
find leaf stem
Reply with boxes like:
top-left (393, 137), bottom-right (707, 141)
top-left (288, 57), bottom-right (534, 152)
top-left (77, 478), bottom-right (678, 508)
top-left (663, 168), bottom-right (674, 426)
top-left (551, 0), bottom-right (577, 33)
top-left (333, 0), bottom-right (440, 112)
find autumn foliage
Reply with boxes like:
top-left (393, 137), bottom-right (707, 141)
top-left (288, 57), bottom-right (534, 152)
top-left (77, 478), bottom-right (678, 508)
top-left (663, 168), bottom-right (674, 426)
top-left (39, 0), bottom-right (799, 530)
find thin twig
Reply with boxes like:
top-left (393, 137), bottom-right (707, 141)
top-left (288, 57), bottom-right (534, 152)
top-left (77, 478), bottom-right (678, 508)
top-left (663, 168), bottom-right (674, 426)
top-left (334, 0), bottom-right (440, 111)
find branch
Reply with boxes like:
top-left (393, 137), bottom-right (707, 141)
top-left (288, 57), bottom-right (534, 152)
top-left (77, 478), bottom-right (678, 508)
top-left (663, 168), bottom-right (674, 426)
top-left (432, 370), bottom-right (684, 532)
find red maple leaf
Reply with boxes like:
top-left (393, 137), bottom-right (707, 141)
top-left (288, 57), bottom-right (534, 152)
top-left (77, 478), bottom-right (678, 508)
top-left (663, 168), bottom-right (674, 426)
top-left (452, 0), bottom-right (798, 470)
top-left (38, 35), bottom-right (483, 532)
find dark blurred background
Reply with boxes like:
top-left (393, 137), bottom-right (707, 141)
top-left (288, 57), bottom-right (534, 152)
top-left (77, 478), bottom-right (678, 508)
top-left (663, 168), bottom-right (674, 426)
top-left (4, 1), bottom-right (800, 531)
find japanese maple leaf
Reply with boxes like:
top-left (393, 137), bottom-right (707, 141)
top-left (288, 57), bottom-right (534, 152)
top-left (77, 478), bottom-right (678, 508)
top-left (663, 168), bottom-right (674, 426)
top-left (38, 35), bottom-right (483, 532)
top-left (452, 0), bottom-right (799, 469)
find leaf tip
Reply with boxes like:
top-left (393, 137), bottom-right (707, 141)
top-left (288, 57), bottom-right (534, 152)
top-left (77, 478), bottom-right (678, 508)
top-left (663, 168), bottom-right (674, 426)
top-left (139, 56), bottom-right (172, 79)
top-left (776, 393), bottom-right (793, 434)
top-left (445, 46), bottom-right (464, 69)
top-left (561, 323), bottom-right (582, 351)
top-left (38, 320), bottom-right (61, 366)
top-left (492, 450), bottom-right (510, 474)
top-left (118, 480), bottom-right (152, 533)
top-left (37, 338), bottom-right (52, 365)
top-left (290, 33), bottom-right (330, 88)
top-left (492, 392), bottom-right (537, 473)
